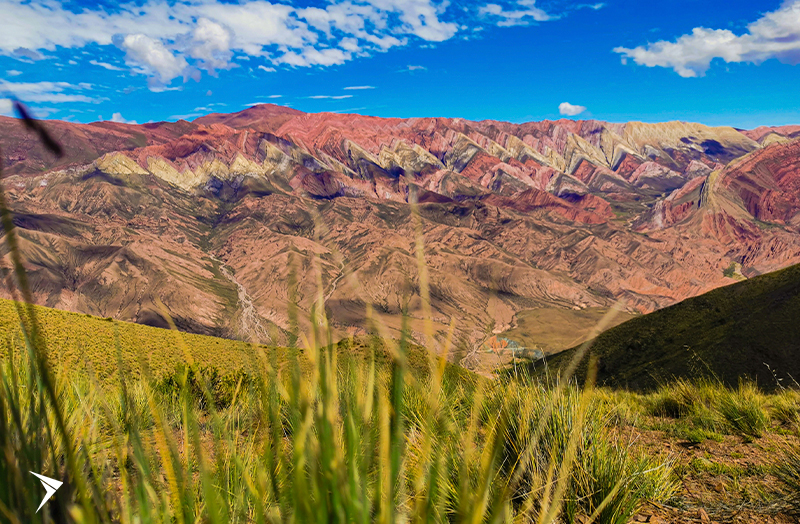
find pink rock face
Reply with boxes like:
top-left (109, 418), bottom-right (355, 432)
top-left (720, 141), bottom-right (800, 225)
top-left (739, 125), bottom-right (800, 143)
top-left (0, 115), bottom-right (199, 176)
top-left (2, 104), bottom-right (800, 353)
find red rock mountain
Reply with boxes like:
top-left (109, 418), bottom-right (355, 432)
top-left (2, 105), bottom-right (800, 364)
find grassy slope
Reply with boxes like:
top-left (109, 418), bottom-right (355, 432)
top-left (500, 306), bottom-right (638, 355)
top-left (0, 297), bottom-right (259, 385)
top-left (539, 262), bottom-right (800, 391)
top-left (0, 297), bottom-right (471, 388)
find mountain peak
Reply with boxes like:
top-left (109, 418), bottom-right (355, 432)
top-left (194, 104), bottom-right (305, 133)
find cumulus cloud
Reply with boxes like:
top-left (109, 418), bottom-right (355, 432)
top-left (187, 18), bottom-right (233, 73)
top-left (480, 0), bottom-right (551, 27)
top-left (110, 111), bottom-right (137, 124)
top-left (121, 34), bottom-right (190, 84)
top-left (5, 70), bottom-right (22, 76)
top-left (367, 0), bottom-right (458, 42)
top-left (258, 65), bottom-right (276, 72)
top-left (614, 0), bottom-right (800, 77)
top-left (0, 0), bottom-right (478, 90)
top-left (558, 102), bottom-right (586, 116)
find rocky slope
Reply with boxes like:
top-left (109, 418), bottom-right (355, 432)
top-left (2, 105), bottom-right (800, 364)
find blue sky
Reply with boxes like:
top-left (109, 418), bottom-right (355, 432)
top-left (1, 0), bottom-right (799, 128)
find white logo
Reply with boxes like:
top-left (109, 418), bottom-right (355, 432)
top-left (30, 472), bottom-right (63, 513)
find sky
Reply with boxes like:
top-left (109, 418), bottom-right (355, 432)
top-left (1, 0), bottom-right (799, 128)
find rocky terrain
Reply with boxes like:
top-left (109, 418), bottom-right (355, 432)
top-left (2, 105), bottom-right (800, 364)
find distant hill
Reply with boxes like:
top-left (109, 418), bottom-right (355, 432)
top-left (5, 105), bottom-right (800, 370)
top-left (538, 262), bottom-right (800, 391)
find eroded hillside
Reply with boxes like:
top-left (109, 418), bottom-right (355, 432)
top-left (3, 105), bottom-right (800, 364)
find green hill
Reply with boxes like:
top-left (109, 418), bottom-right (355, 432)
top-left (0, 298), bottom-right (470, 392)
top-left (537, 262), bottom-right (800, 391)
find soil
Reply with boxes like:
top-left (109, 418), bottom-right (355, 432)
top-left (623, 420), bottom-right (800, 523)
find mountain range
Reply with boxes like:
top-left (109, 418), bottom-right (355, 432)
top-left (2, 104), bottom-right (800, 367)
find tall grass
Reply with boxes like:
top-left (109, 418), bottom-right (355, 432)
top-left (1, 336), bottom-right (679, 523)
top-left (0, 103), bottom-right (678, 523)
top-left (641, 378), bottom-right (776, 441)
top-left (776, 443), bottom-right (800, 513)
top-left (718, 382), bottom-right (769, 439)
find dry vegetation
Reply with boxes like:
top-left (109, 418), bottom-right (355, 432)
top-left (1, 296), bottom-right (799, 523)
top-left (1, 297), bottom-right (685, 524)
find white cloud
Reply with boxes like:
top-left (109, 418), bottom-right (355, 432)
top-left (0, 81), bottom-right (103, 116)
top-left (0, 98), bottom-right (13, 116)
top-left (480, 1), bottom-right (551, 27)
top-left (0, 0), bottom-right (513, 90)
top-left (344, 85), bottom-right (375, 90)
top-left (6, 69), bottom-right (22, 76)
top-left (110, 111), bottom-right (137, 124)
top-left (307, 94), bottom-right (353, 99)
top-left (187, 18), bottom-right (233, 73)
top-left (558, 102), bottom-right (586, 116)
top-left (401, 64), bottom-right (427, 72)
top-left (170, 112), bottom-right (203, 120)
top-left (615, 0), bottom-right (800, 77)
top-left (121, 34), bottom-right (190, 84)
top-left (148, 85), bottom-right (183, 93)
top-left (0, 80), bottom-right (101, 104)
top-left (89, 59), bottom-right (124, 71)
top-left (363, 0), bottom-right (458, 42)
top-left (258, 65), bottom-right (277, 72)
top-left (330, 106), bottom-right (367, 113)
top-left (279, 47), bottom-right (351, 67)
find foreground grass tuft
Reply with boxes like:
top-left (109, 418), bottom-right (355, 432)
top-left (776, 443), bottom-right (800, 512)
top-left (718, 382), bottom-right (770, 439)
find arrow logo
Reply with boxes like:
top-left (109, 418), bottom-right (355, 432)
top-left (30, 472), bottom-right (63, 513)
